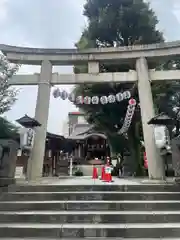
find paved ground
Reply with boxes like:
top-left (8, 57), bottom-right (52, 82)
top-left (15, 166), bottom-right (175, 186)
top-left (15, 176), bottom-right (175, 186)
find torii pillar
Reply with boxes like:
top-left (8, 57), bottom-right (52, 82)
top-left (27, 60), bottom-right (52, 180)
top-left (136, 57), bottom-right (165, 180)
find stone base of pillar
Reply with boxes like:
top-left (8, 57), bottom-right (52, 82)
top-left (0, 177), bottom-right (16, 187)
top-left (174, 177), bottom-right (180, 184)
top-left (141, 179), bottom-right (170, 184)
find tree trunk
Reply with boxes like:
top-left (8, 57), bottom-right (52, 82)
top-left (129, 123), bottom-right (143, 176)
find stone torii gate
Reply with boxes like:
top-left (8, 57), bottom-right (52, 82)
top-left (1, 41), bottom-right (180, 180)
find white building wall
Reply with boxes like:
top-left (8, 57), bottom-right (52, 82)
top-left (78, 115), bottom-right (87, 124)
top-left (62, 119), bottom-right (69, 137)
top-left (62, 113), bottom-right (88, 137)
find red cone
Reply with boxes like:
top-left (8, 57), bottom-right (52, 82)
top-left (104, 165), bottom-right (113, 182)
top-left (107, 172), bottom-right (112, 182)
top-left (92, 166), bottom-right (98, 179)
top-left (101, 165), bottom-right (105, 181)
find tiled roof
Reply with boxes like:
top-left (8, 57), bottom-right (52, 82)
top-left (68, 123), bottom-right (106, 140)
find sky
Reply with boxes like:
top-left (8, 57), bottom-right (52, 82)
top-left (1, 0), bottom-right (180, 135)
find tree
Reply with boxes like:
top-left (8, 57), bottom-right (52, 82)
top-left (73, 0), bottom-right (176, 174)
top-left (154, 59), bottom-right (180, 138)
top-left (0, 117), bottom-right (19, 140)
top-left (0, 52), bottom-right (20, 138)
top-left (0, 52), bottom-right (19, 114)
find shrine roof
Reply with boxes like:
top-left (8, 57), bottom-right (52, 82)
top-left (148, 112), bottom-right (175, 125)
top-left (16, 114), bottom-right (41, 128)
top-left (46, 132), bottom-right (65, 140)
top-left (68, 124), bottom-right (91, 140)
top-left (68, 123), bottom-right (107, 140)
top-left (68, 111), bottom-right (84, 116)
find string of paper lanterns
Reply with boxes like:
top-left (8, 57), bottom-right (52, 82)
top-left (53, 87), bottom-right (136, 134)
top-left (53, 88), bottom-right (131, 104)
top-left (118, 98), bottom-right (137, 134)
top-left (0, 51), bottom-right (20, 81)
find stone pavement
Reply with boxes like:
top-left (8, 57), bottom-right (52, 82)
top-left (15, 176), bottom-right (175, 186)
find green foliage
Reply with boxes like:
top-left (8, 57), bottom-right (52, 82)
top-left (73, 168), bottom-right (84, 176)
top-left (74, 1), bottom-right (163, 134)
top-left (0, 64), bottom-right (19, 115)
top-left (154, 60), bottom-right (180, 135)
top-left (111, 167), bottom-right (119, 177)
top-left (83, 0), bottom-right (163, 46)
top-left (0, 87), bottom-right (19, 115)
top-left (73, 0), bottom-right (180, 172)
top-left (0, 55), bottom-right (19, 138)
top-left (0, 117), bottom-right (19, 140)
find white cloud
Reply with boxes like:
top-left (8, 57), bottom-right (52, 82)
top-left (4, 40), bottom-right (77, 134)
top-left (173, 6), bottom-right (180, 24)
top-left (0, 0), bottom-right (8, 23)
top-left (3, 0), bottom-right (180, 135)
top-left (0, 0), bottom-right (83, 134)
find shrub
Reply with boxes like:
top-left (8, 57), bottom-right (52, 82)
top-left (74, 168), bottom-right (83, 176)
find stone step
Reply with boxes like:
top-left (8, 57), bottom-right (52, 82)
top-left (3, 184), bottom-right (180, 239)
top-left (0, 223), bottom-right (179, 238)
top-left (0, 200), bottom-right (180, 211)
top-left (2, 191), bottom-right (180, 201)
top-left (0, 239), bottom-right (178, 240)
top-left (13, 184), bottom-right (180, 193)
top-left (0, 210), bottom-right (180, 224)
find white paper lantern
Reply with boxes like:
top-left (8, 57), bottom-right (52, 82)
top-left (53, 88), bottom-right (61, 98)
top-left (60, 90), bottom-right (68, 100)
top-left (84, 96), bottom-right (91, 104)
top-left (123, 91), bottom-right (131, 99)
top-left (128, 105), bottom-right (135, 111)
top-left (76, 96), bottom-right (84, 104)
top-left (125, 116), bottom-right (131, 121)
top-left (126, 120), bottom-right (131, 125)
top-left (108, 94), bottom-right (116, 103)
top-left (127, 111), bottom-right (134, 117)
top-left (68, 93), bottom-right (75, 102)
top-left (118, 98), bottom-right (136, 135)
top-left (126, 113), bottom-right (133, 119)
top-left (116, 92), bottom-right (124, 102)
top-left (120, 127), bottom-right (125, 132)
top-left (92, 96), bottom-right (99, 104)
top-left (100, 96), bottom-right (108, 105)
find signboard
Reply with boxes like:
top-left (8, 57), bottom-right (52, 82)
top-left (154, 126), bottom-right (170, 149)
top-left (105, 166), bottom-right (112, 174)
top-left (19, 128), bottom-right (35, 149)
